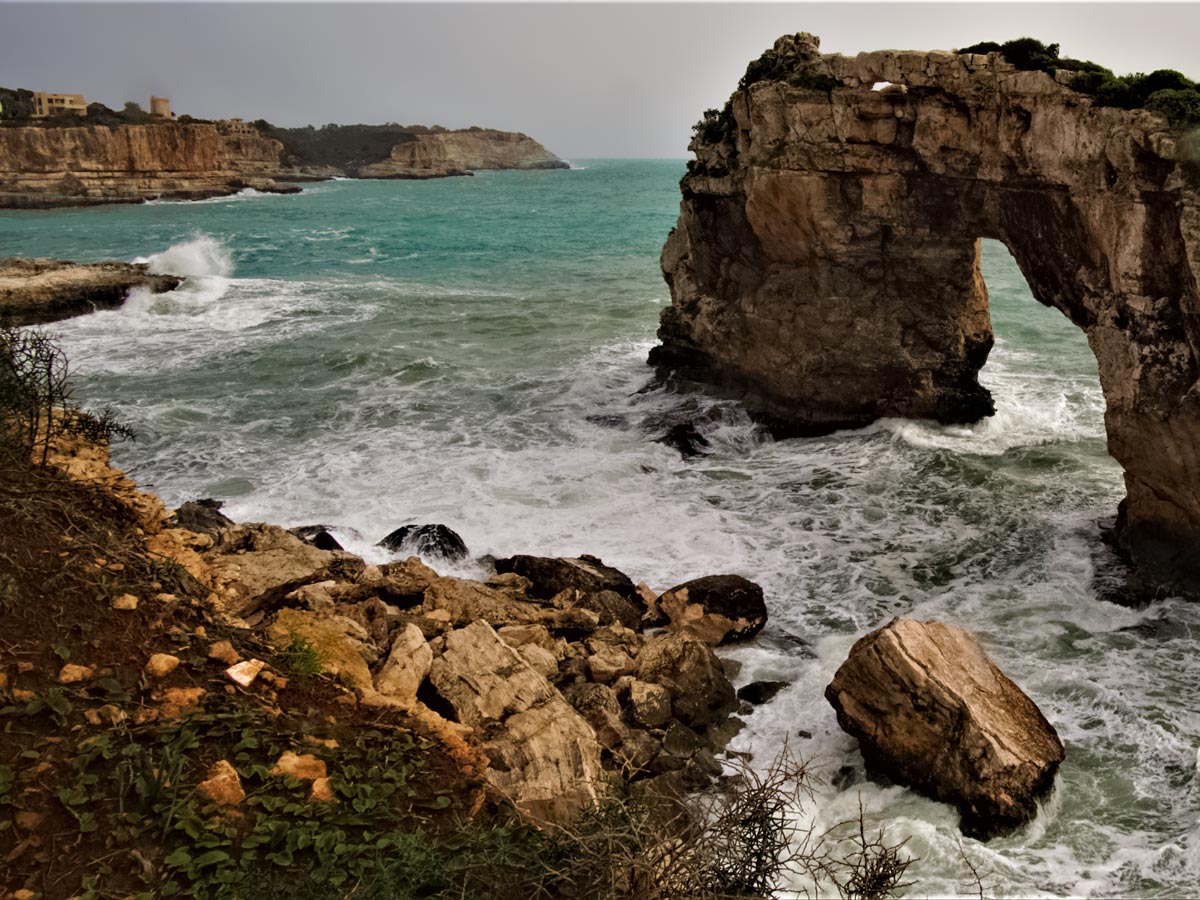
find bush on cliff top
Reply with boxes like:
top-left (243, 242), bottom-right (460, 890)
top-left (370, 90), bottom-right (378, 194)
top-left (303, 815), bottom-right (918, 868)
top-left (958, 37), bottom-right (1200, 128)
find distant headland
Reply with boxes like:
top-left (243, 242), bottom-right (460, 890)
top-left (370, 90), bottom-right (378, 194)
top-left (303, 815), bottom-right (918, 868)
top-left (0, 86), bottom-right (568, 208)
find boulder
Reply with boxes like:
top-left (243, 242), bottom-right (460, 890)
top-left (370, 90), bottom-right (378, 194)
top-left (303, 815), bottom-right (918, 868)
top-left (204, 523), bottom-right (345, 618)
top-left (626, 680), bottom-right (672, 729)
top-left (736, 680), bottom-right (788, 706)
top-left (655, 422), bottom-right (710, 458)
top-left (265, 608), bottom-right (373, 690)
top-left (570, 590), bottom-right (644, 631)
top-left (563, 682), bottom-right (627, 749)
top-left (172, 498), bottom-right (234, 535)
top-left (494, 554), bottom-right (640, 607)
top-left (378, 524), bottom-right (468, 562)
top-left (656, 575), bottom-right (767, 645)
top-left (634, 631), bottom-right (737, 730)
top-left (290, 525), bottom-right (344, 552)
top-left (374, 624), bottom-right (432, 705)
top-left (825, 617), bottom-right (1065, 839)
top-left (427, 621), bottom-right (603, 823)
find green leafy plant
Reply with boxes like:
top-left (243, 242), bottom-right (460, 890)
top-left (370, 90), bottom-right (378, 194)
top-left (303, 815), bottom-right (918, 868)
top-left (281, 634), bottom-right (322, 676)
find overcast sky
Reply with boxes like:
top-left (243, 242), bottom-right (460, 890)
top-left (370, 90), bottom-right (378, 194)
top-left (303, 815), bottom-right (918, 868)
top-left (2, 2), bottom-right (1197, 158)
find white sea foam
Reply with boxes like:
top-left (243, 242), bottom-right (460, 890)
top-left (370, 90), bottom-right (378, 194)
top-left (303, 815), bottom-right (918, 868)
top-left (139, 235), bottom-right (234, 278)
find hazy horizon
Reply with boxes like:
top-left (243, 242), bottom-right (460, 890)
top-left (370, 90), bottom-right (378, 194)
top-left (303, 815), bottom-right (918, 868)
top-left (2, 2), bottom-right (1198, 158)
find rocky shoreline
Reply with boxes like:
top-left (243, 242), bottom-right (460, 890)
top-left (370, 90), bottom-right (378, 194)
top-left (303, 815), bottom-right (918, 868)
top-left (0, 257), bottom-right (182, 325)
top-left (42, 428), bottom-right (1062, 841)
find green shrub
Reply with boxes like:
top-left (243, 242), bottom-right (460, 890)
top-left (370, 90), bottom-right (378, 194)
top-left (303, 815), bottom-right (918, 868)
top-left (0, 324), bottom-right (134, 467)
top-left (738, 49), bottom-right (840, 93)
top-left (1147, 89), bottom-right (1200, 129)
top-left (956, 38), bottom-right (1200, 129)
top-left (693, 104), bottom-right (735, 146)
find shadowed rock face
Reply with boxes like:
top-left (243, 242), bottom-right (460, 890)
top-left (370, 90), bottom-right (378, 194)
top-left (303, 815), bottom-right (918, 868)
top-left (656, 33), bottom-right (1200, 593)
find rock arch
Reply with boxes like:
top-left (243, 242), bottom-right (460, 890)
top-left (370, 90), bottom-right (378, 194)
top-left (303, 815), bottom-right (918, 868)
top-left (655, 34), bottom-right (1200, 593)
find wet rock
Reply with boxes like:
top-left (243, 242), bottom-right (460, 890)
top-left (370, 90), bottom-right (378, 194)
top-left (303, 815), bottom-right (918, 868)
top-left (657, 574), bottom-right (767, 645)
top-left (290, 525), bottom-right (344, 552)
top-left (570, 590), bottom-right (644, 631)
top-left (172, 498), bottom-right (234, 535)
top-left (655, 422), bottom-right (710, 458)
top-left (563, 682), bottom-right (627, 749)
top-left (377, 524), bottom-right (468, 562)
top-left (494, 554), bottom-right (641, 608)
top-left (634, 631), bottom-right (737, 730)
top-left (737, 680), bottom-right (788, 705)
top-left (626, 679), bottom-right (672, 729)
top-left (825, 617), bottom-right (1065, 840)
top-left (587, 646), bottom-right (635, 685)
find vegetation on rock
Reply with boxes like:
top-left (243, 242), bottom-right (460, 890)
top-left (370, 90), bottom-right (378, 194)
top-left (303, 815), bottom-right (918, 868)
top-left (958, 37), bottom-right (1200, 128)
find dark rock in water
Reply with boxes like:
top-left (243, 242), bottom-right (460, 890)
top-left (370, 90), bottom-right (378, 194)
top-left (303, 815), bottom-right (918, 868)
top-left (377, 524), bottom-right (469, 562)
top-left (494, 554), bottom-right (641, 607)
top-left (585, 413), bottom-right (630, 429)
top-left (655, 422), bottom-right (710, 458)
top-left (571, 590), bottom-right (644, 631)
top-left (171, 499), bottom-right (233, 535)
top-left (736, 680), bottom-right (788, 706)
top-left (826, 617), bottom-right (1065, 840)
top-left (655, 574), bottom-right (768, 645)
top-left (289, 525), bottom-right (344, 552)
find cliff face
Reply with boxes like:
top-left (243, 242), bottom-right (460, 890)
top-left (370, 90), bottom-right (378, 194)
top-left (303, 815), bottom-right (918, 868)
top-left (657, 33), bottom-right (1200, 593)
top-left (354, 130), bottom-right (568, 178)
top-left (0, 123), bottom-right (297, 207)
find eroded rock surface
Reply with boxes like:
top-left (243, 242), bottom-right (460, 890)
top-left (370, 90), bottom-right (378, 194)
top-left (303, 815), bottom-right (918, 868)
top-left (657, 32), bottom-right (1200, 593)
top-left (0, 258), bottom-right (181, 325)
top-left (825, 616), bottom-right (1065, 839)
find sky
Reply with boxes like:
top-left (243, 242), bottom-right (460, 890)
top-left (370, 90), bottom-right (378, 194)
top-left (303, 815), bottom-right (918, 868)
top-left (2, 2), bottom-right (1198, 158)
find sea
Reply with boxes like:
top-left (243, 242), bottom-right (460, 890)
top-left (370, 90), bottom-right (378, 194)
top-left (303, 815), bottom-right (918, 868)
top-left (3, 160), bottom-right (1198, 898)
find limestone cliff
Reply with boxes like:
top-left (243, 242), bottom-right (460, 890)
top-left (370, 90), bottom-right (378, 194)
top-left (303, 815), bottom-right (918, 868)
top-left (656, 33), bottom-right (1200, 594)
top-left (353, 130), bottom-right (568, 178)
top-left (0, 123), bottom-right (299, 207)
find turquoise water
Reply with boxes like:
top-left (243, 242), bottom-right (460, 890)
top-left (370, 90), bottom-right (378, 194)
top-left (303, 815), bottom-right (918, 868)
top-left (3, 161), bottom-right (1198, 898)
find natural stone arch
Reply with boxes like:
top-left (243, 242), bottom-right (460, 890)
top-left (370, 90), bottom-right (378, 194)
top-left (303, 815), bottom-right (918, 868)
top-left (655, 33), bottom-right (1200, 594)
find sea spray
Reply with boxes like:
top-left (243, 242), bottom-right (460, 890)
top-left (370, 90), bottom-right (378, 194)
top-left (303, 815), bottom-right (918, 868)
top-left (140, 234), bottom-right (234, 278)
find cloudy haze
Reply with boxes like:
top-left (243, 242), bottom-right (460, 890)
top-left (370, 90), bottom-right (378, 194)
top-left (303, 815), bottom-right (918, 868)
top-left (2, 2), bottom-right (1197, 158)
